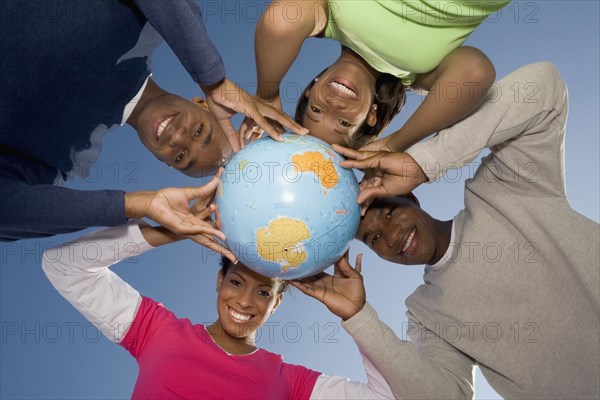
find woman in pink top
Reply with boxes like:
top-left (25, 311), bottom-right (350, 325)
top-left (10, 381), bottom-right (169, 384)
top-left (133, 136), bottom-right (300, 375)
top-left (42, 177), bottom-right (392, 399)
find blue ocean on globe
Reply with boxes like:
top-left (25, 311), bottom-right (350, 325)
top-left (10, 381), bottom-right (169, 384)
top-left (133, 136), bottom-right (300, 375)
top-left (216, 134), bottom-right (360, 279)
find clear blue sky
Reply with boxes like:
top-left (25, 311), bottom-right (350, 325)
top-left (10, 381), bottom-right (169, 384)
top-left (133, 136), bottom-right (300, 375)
top-left (1, 1), bottom-right (598, 399)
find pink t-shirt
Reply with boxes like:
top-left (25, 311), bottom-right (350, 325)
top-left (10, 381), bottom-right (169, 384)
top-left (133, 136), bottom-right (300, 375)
top-left (120, 297), bottom-right (321, 399)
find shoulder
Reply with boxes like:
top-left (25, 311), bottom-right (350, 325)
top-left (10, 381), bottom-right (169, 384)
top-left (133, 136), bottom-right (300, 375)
top-left (263, 0), bottom-right (328, 37)
top-left (122, 297), bottom-right (180, 341)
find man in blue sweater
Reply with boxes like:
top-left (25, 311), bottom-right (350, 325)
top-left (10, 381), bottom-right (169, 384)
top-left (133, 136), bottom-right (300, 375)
top-left (0, 0), bottom-right (301, 251)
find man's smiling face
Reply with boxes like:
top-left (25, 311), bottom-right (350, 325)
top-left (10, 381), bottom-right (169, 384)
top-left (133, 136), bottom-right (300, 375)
top-left (357, 196), bottom-right (441, 265)
top-left (135, 94), bottom-right (232, 177)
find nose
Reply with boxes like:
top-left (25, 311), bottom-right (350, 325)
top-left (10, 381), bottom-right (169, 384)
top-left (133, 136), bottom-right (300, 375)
top-left (385, 229), bottom-right (401, 247)
top-left (236, 290), bottom-right (253, 309)
top-left (324, 91), bottom-right (347, 110)
top-left (169, 127), bottom-right (187, 147)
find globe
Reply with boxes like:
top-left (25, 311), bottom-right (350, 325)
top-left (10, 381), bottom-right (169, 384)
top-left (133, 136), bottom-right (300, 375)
top-left (216, 134), bottom-right (360, 279)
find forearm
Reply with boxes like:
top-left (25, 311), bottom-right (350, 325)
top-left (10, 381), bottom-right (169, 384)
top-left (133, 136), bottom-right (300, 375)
top-left (388, 79), bottom-right (491, 152)
top-left (388, 47), bottom-right (495, 152)
top-left (342, 304), bottom-right (472, 399)
top-left (255, 1), bottom-right (315, 102)
top-left (140, 225), bottom-right (184, 247)
top-left (0, 180), bottom-right (125, 241)
top-left (134, 0), bottom-right (225, 86)
top-left (42, 221), bottom-right (154, 342)
top-left (124, 190), bottom-right (151, 220)
top-left (406, 62), bottom-right (567, 183)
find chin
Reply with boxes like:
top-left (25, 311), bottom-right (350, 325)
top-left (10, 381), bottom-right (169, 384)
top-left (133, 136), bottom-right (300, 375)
top-left (384, 254), bottom-right (421, 266)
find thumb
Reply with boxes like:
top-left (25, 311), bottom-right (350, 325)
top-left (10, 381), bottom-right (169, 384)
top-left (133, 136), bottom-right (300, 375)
top-left (184, 177), bottom-right (221, 200)
top-left (289, 280), bottom-right (318, 298)
top-left (339, 154), bottom-right (383, 171)
top-left (237, 118), bottom-right (255, 149)
top-left (359, 197), bottom-right (375, 217)
top-left (218, 118), bottom-right (241, 153)
top-left (356, 186), bottom-right (388, 205)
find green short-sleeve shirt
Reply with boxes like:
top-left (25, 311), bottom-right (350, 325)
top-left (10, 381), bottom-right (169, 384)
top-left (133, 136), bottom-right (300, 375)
top-left (324, 0), bottom-right (510, 85)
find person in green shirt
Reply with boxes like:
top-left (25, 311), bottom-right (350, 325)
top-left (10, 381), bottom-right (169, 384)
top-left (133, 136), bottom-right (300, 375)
top-left (245, 0), bottom-right (510, 151)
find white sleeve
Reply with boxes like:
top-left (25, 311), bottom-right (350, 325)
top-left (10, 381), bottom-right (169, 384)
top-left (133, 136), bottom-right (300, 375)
top-left (41, 220), bottom-right (154, 343)
top-left (309, 342), bottom-right (394, 399)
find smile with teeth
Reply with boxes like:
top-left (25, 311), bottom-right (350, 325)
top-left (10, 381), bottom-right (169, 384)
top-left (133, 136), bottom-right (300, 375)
top-left (228, 306), bottom-right (252, 322)
top-left (329, 81), bottom-right (357, 97)
top-left (401, 228), bottom-right (417, 253)
top-left (156, 115), bottom-right (175, 139)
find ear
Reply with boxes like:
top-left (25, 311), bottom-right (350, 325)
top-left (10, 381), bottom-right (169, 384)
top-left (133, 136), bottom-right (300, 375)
top-left (366, 103), bottom-right (378, 127)
top-left (405, 192), bottom-right (420, 207)
top-left (191, 97), bottom-right (210, 111)
top-left (271, 293), bottom-right (283, 315)
top-left (216, 271), bottom-right (224, 293)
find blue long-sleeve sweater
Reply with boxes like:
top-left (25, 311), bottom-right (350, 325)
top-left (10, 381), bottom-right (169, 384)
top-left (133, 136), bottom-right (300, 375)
top-left (0, 0), bottom-right (224, 241)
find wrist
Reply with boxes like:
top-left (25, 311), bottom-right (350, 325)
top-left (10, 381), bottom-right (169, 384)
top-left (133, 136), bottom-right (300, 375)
top-left (140, 226), bottom-right (184, 247)
top-left (256, 85), bottom-right (280, 104)
top-left (406, 154), bottom-right (428, 184)
top-left (387, 130), bottom-right (407, 153)
top-left (340, 302), bottom-right (366, 321)
top-left (124, 191), bottom-right (153, 220)
top-left (200, 77), bottom-right (227, 96)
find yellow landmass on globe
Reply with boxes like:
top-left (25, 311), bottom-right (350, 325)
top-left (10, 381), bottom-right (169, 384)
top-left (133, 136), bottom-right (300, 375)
top-left (256, 218), bottom-right (310, 271)
top-left (238, 159), bottom-right (249, 171)
top-left (292, 151), bottom-right (338, 189)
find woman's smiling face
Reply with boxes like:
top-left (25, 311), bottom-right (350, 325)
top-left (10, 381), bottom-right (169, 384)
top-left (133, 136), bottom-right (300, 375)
top-left (215, 264), bottom-right (283, 340)
top-left (302, 58), bottom-right (378, 146)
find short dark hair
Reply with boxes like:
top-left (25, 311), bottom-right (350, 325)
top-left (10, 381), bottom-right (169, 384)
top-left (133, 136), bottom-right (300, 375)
top-left (220, 256), bottom-right (289, 294)
top-left (295, 61), bottom-right (406, 149)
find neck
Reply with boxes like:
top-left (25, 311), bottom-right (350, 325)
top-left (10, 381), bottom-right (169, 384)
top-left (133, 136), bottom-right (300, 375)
top-left (429, 219), bottom-right (453, 265)
top-left (339, 47), bottom-right (380, 80)
top-left (126, 78), bottom-right (168, 129)
top-left (207, 321), bottom-right (257, 356)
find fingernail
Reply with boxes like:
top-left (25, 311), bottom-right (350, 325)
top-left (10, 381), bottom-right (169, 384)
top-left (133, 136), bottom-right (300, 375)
top-left (233, 258), bottom-right (239, 265)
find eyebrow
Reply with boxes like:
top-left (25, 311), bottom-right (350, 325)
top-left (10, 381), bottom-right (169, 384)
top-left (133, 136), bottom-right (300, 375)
top-left (230, 271), bottom-right (246, 282)
top-left (202, 128), bottom-right (213, 147)
top-left (361, 230), bottom-right (369, 244)
top-left (334, 127), bottom-right (350, 135)
top-left (361, 208), bottom-right (383, 243)
top-left (307, 114), bottom-right (350, 136)
top-left (233, 271), bottom-right (274, 289)
top-left (181, 157), bottom-right (196, 171)
top-left (257, 284), bottom-right (275, 290)
top-left (306, 112), bottom-right (320, 123)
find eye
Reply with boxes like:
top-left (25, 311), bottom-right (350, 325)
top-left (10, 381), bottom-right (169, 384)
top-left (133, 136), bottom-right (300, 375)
top-left (230, 279), bottom-right (242, 287)
top-left (257, 290), bottom-right (272, 298)
top-left (310, 105), bottom-right (322, 114)
top-left (339, 120), bottom-right (352, 127)
top-left (175, 149), bottom-right (185, 163)
top-left (194, 124), bottom-right (204, 138)
top-left (202, 130), bottom-right (213, 147)
top-left (386, 209), bottom-right (393, 221)
top-left (371, 233), bottom-right (381, 246)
